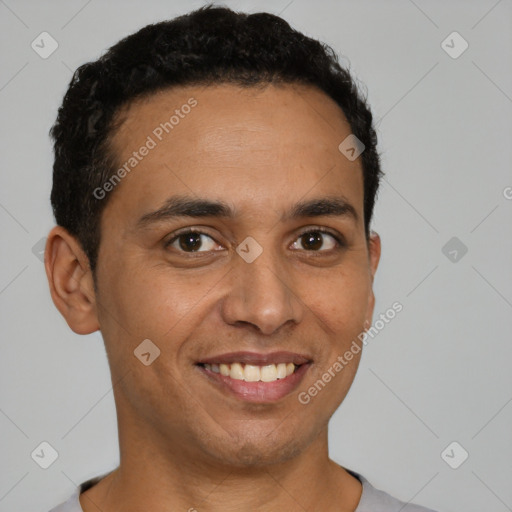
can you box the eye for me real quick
[165,230,221,253]
[290,229,343,252]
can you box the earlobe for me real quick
[44,226,100,335]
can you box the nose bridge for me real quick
[221,239,302,335]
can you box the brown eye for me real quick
[291,230,341,252]
[166,231,219,253]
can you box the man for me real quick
[46,5,437,511]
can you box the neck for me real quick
[80,395,361,511]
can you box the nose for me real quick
[220,245,304,336]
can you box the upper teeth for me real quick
[203,362,296,382]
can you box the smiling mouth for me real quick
[195,351,313,403]
[197,361,300,383]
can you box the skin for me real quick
[45,83,381,511]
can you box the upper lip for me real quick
[197,351,312,366]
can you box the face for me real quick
[91,83,380,468]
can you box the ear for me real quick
[44,226,100,335]
[368,230,381,282]
[364,230,381,327]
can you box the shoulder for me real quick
[351,471,439,512]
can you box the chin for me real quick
[220,439,304,468]
[197,424,309,469]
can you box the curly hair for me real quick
[50,3,383,272]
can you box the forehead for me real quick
[113,82,351,153]
[105,83,364,223]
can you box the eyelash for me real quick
[164,227,345,254]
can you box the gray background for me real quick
[1,0,511,510]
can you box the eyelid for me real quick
[294,225,344,240]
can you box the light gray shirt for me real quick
[48,470,437,511]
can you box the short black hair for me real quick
[50,4,383,272]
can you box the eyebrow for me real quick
[137,194,359,227]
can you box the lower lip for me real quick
[196,363,311,403]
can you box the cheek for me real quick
[303,267,371,334]
[106,277,195,335]
[96,259,224,352]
